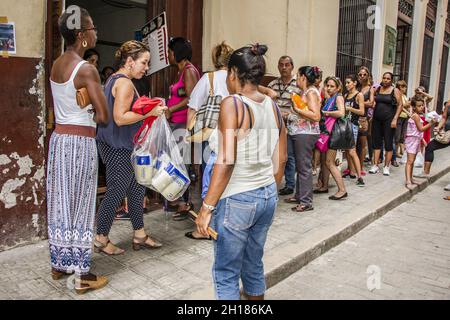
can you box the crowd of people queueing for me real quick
[46,7,450,299]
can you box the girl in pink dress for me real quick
[404,98,435,190]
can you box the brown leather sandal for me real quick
[94,239,125,256]
[132,235,162,251]
[51,268,72,280]
[75,273,108,295]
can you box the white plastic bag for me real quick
[132,116,190,201]
[399,152,407,165]
[414,152,424,168]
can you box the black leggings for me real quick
[371,117,395,152]
[424,140,450,163]
[96,141,145,236]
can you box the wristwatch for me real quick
[202,202,216,211]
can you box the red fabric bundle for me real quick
[132,96,164,144]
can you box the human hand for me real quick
[391,118,398,129]
[196,205,213,238]
[164,108,172,119]
[149,105,168,117]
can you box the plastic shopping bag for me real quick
[132,116,190,201]
[414,152,424,168]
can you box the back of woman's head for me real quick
[58,6,91,46]
[212,41,234,69]
[115,40,150,68]
[228,44,268,86]
[168,37,192,63]
[299,66,323,86]
[84,49,99,61]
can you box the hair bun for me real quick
[114,48,122,61]
[251,43,268,56]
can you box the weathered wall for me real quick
[0,0,47,251]
[202,0,340,77]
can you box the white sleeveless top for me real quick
[50,60,96,128]
[220,95,280,200]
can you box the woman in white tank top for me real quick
[46,7,109,295]
[196,44,287,300]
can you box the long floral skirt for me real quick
[46,133,98,276]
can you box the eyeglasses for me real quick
[83,26,98,32]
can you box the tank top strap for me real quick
[69,60,88,83]
[181,64,200,81]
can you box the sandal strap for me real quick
[134,235,149,244]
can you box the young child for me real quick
[405,98,435,190]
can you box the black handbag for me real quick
[329,116,355,150]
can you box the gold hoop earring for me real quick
[82,40,88,48]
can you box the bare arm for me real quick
[75,63,109,124]
[412,114,434,132]
[436,104,449,130]
[196,96,240,237]
[258,85,278,99]
[113,78,165,127]
[294,91,321,122]
[167,69,198,114]
[272,108,287,185]
[391,88,404,129]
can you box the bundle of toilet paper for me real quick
[132,116,190,201]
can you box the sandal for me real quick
[51,268,73,280]
[185,231,211,241]
[132,235,162,251]
[94,239,125,256]
[444,196,450,201]
[405,183,416,191]
[313,189,329,194]
[284,197,299,204]
[291,204,314,213]
[172,202,194,221]
[75,273,108,295]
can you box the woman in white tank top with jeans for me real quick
[196,44,287,300]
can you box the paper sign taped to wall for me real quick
[0,21,16,55]
[141,12,169,75]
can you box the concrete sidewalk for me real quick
[1,151,449,300]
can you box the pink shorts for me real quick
[405,136,421,154]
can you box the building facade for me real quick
[0,0,449,251]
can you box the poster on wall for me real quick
[141,12,169,75]
[383,25,397,66]
[0,22,17,54]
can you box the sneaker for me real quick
[391,160,399,168]
[360,171,367,177]
[115,211,130,220]
[414,172,429,179]
[364,157,371,163]
[445,184,450,191]
[356,177,365,187]
[369,165,380,174]
[383,166,390,176]
[343,169,350,176]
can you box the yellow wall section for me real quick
[0,0,46,58]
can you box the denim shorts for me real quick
[211,183,278,300]
[352,123,359,145]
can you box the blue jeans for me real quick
[211,183,278,300]
[285,135,297,189]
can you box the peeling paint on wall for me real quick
[0,155,11,166]
[9,152,35,176]
[0,178,27,209]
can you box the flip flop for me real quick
[185,231,211,241]
[284,197,299,204]
[291,204,314,213]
